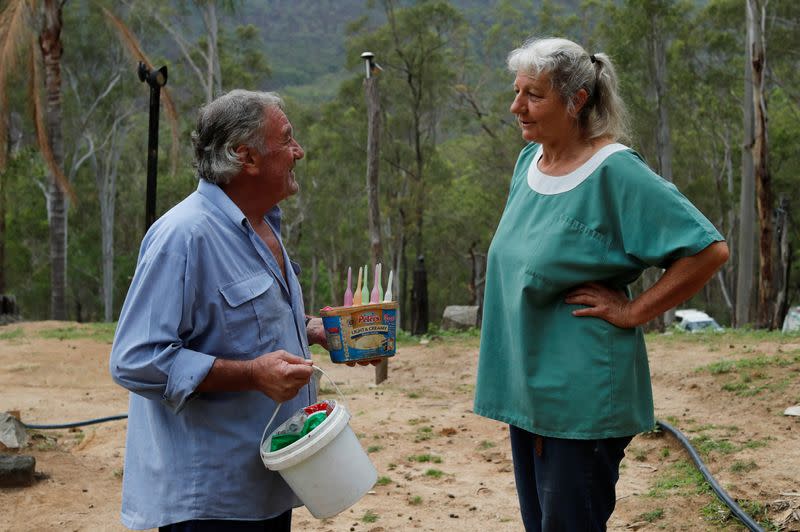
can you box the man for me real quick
[110,90,327,531]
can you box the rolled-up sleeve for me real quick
[110,245,215,414]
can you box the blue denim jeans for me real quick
[509,425,632,532]
[158,510,292,532]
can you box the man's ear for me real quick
[235,145,254,167]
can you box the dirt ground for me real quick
[1,321,799,532]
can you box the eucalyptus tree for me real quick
[762,0,800,326]
[748,0,774,328]
[345,0,467,321]
[61,3,143,321]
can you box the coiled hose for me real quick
[21,415,764,529]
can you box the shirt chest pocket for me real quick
[524,214,610,304]
[219,272,283,355]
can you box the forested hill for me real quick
[241,0,575,93]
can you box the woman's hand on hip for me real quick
[564,282,637,328]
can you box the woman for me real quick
[473,37,729,531]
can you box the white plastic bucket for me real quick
[259,367,378,519]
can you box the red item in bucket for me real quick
[304,401,333,416]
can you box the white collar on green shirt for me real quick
[527,143,629,195]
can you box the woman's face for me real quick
[510,71,574,143]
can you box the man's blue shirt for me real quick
[110,179,316,529]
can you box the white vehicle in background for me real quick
[674,309,723,333]
[782,306,800,333]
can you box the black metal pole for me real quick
[138,63,168,233]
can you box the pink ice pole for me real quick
[370,263,381,303]
[343,266,353,307]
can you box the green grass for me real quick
[700,354,800,375]
[0,327,24,341]
[37,322,117,343]
[408,454,442,463]
[695,352,799,398]
[424,468,444,478]
[478,440,496,450]
[701,499,777,530]
[408,495,423,505]
[636,508,664,523]
[375,476,392,486]
[414,426,434,442]
[367,445,383,453]
[361,510,379,523]
[648,460,709,498]
[690,434,736,456]
[730,460,758,474]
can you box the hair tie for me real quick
[590,54,597,64]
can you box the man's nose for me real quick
[294,142,305,160]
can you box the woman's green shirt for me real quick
[474,143,723,439]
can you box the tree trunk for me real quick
[365,76,383,270]
[749,0,774,329]
[648,10,675,327]
[771,198,790,330]
[468,242,486,327]
[98,128,124,322]
[0,104,7,293]
[309,253,317,313]
[40,0,67,320]
[736,1,757,328]
[201,1,221,102]
[364,70,386,385]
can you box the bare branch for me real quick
[83,72,121,125]
[149,8,209,90]
[68,132,95,182]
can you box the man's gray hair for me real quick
[191,90,284,185]
[508,37,629,143]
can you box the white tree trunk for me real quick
[736,1,757,327]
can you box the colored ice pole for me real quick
[370,263,381,303]
[343,266,353,307]
[377,263,384,302]
[361,263,369,305]
[353,266,363,306]
[383,270,394,302]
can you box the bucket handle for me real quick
[259,365,346,456]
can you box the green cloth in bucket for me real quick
[270,411,328,452]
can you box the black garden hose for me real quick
[656,419,764,532]
[22,414,128,430]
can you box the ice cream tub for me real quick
[320,302,398,363]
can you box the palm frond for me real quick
[102,5,180,176]
[0,0,34,90]
[29,37,76,202]
[0,86,7,171]
[0,0,34,171]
